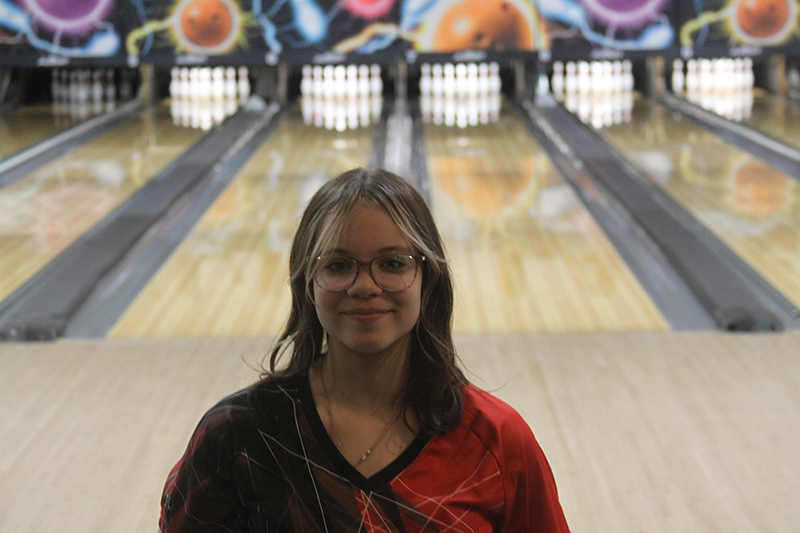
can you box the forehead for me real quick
[331,203,414,254]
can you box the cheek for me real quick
[403,283,423,324]
[313,285,337,324]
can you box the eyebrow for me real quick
[329,246,415,255]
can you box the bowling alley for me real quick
[2,0,800,531]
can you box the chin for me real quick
[340,332,412,357]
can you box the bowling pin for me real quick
[685,59,699,94]
[565,62,578,95]
[743,57,754,88]
[455,63,467,97]
[432,63,444,97]
[699,59,713,93]
[313,65,324,98]
[551,61,564,100]
[322,65,335,97]
[225,66,237,99]
[333,65,346,99]
[346,64,359,98]
[590,61,602,94]
[358,64,370,96]
[301,64,312,96]
[478,62,490,94]
[489,62,501,93]
[199,67,212,100]
[370,64,382,95]
[170,94,181,125]
[238,66,250,103]
[170,67,180,99]
[671,59,684,94]
[212,67,225,100]
[467,63,479,96]
[622,60,634,92]
[443,63,456,98]
[420,63,431,96]
[612,60,623,93]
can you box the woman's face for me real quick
[313,203,423,359]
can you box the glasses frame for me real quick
[312,254,426,292]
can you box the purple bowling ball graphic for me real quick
[581,0,670,28]
[19,0,115,36]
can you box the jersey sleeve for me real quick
[496,409,571,533]
[159,405,249,533]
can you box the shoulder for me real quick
[459,385,537,450]
[193,375,305,440]
[458,387,571,531]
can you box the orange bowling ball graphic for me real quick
[435,152,536,217]
[728,160,791,216]
[430,0,533,52]
[735,0,792,39]
[180,0,234,48]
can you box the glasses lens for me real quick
[372,255,417,291]
[315,256,357,291]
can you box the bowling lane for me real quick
[599,94,800,308]
[0,103,74,160]
[740,89,800,150]
[0,102,205,303]
[424,100,669,333]
[109,103,376,338]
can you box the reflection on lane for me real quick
[678,86,800,151]
[110,105,377,338]
[425,102,668,334]
[741,91,800,150]
[600,95,800,308]
[0,103,205,302]
[0,103,71,160]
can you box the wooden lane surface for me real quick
[600,96,800,309]
[0,103,68,160]
[741,90,800,150]
[424,103,669,333]
[2,330,800,532]
[109,106,375,338]
[0,103,205,303]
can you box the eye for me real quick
[377,255,412,273]
[322,257,354,274]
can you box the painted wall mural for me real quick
[679,0,800,57]
[0,0,124,65]
[538,0,678,60]
[2,0,800,66]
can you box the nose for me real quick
[347,263,381,295]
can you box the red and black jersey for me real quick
[159,375,570,532]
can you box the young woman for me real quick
[159,167,570,532]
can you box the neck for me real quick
[320,338,411,412]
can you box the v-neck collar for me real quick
[297,374,432,491]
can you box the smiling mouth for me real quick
[345,309,391,321]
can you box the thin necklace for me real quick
[320,370,398,467]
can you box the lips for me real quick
[344,308,392,321]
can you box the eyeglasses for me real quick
[313,254,425,292]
